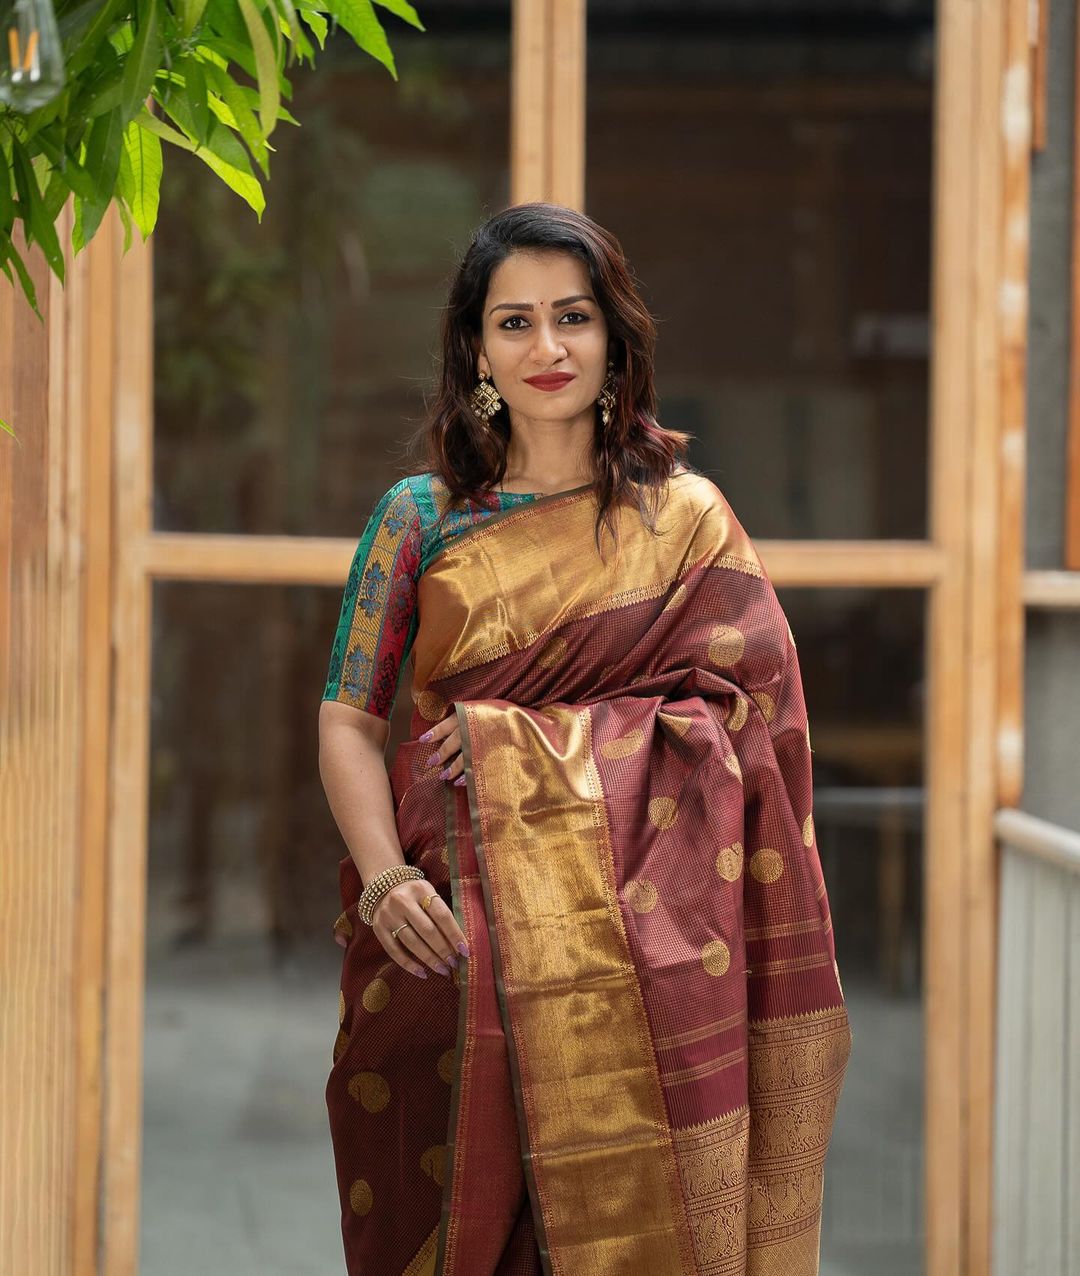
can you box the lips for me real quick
[524,373,576,389]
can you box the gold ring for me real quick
[421,893,436,912]
[391,921,414,941]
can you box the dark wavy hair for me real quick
[413,201,694,557]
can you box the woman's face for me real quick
[476,249,610,426]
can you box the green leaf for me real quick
[120,0,163,125]
[1,227,44,320]
[202,60,271,178]
[298,6,328,47]
[198,64,298,124]
[72,193,85,254]
[192,146,266,218]
[65,0,130,80]
[236,0,281,138]
[372,0,425,32]
[80,107,124,241]
[179,53,211,144]
[29,133,98,203]
[155,98,266,218]
[115,195,134,252]
[10,141,65,283]
[326,0,397,79]
[135,106,197,154]
[43,170,72,222]
[120,120,162,237]
[270,0,312,64]
[0,150,15,232]
[178,0,211,38]
[67,40,125,120]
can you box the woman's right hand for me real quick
[370,877,470,979]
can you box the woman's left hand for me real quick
[419,712,466,786]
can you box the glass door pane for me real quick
[152,8,512,539]
[586,0,934,540]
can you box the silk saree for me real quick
[326,468,852,1276]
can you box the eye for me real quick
[498,311,590,330]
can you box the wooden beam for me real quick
[998,0,1032,811]
[1031,0,1049,152]
[926,0,1019,1268]
[511,0,585,208]
[548,0,585,209]
[140,530,945,590]
[101,208,154,1276]
[1067,0,1080,568]
[0,217,79,1276]
[72,200,112,1276]
[511,0,549,200]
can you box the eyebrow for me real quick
[489,294,595,315]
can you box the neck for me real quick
[503,409,595,488]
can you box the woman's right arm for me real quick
[318,699,468,977]
[318,699,404,883]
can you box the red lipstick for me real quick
[524,372,576,390]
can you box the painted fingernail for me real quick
[435,962,449,976]
[414,967,428,979]
[445,953,458,969]
[426,752,440,767]
[439,766,451,780]
[457,942,470,957]
[419,729,433,742]
[454,775,466,786]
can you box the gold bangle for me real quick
[357,864,426,925]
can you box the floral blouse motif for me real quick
[322,472,539,718]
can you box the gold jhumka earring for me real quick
[469,371,502,423]
[597,358,617,427]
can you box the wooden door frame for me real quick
[86,1,1026,1271]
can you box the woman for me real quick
[318,202,852,1276]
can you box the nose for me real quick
[532,320,567,362]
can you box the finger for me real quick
[372,917,432,979]
[384,940,430,979]
[430,728,464,777]
[334,934,347,949]
[419,712,456,747]
[374,885,458,973]
[400,908,462,964]
[389,919,456,977]
[423,725,454,769]
[425,895,470,957]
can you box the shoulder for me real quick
[370,474,423,522]
[352,476,425,547]
[667,464,735,519]
[665,466,763,570]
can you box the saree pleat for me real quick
[326,471,852,1275]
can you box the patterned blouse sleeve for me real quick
[322,478,423,719]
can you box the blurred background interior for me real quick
[144,2,933,1272]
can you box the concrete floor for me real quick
[140,938,922,1275]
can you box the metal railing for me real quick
[994,806,1080,875]
[992,806,1080,1276]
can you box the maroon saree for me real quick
[326,469,852,1275]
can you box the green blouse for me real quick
[322,472,540,719]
